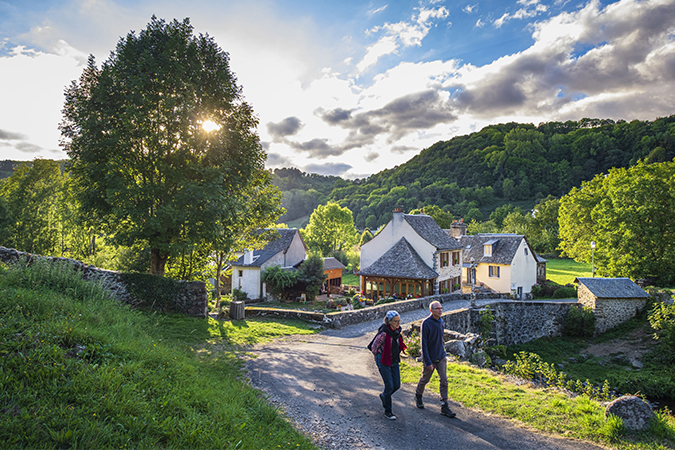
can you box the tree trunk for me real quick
[150,248,168,276]
[215,262,223,309]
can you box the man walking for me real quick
[415,301,456,418]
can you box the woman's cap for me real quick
[386,310,400,320]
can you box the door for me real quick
[517,286,523,300]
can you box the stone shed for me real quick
[574,277,650,334]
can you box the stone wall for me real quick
[0,246,208,318]
[406,301,572,346]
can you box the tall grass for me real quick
[0,260,317,449]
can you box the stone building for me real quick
[575,277,650,334]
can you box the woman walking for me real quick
[370,310,406,420]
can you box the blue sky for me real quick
[1,0,674,178]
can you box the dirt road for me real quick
[247,303,605,450]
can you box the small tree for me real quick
[297,253,326,302]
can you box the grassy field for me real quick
[0,260,319,449]
[545,258,592,285]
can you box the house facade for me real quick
[458,234,539,299]
[323,257,346,294]
[358,209,463,299]
[231,229,307,300]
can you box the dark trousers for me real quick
[376,353,401,413]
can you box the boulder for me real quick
[470,350,491,368]
[445,340,469,360]
[605,395,654,431]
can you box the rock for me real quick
[493,358,508,367]
[445,340,469,360]
[605,395,655,431]
[470,350,491,368]
[568,357,578,363]
[331,319,342,330]
[631,360,644,369]
[557,363,565,369]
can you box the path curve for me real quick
[246,300,605,450]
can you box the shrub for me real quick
[261,265,298,300]
[478,305,495,339]
[563,305,595,338]
[231,287,249,302]
[552,286,577,299]
[404,332,421,357]
[649,301,675,355]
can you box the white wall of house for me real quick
[436,251,462,287]
[361,212,436,270]
[509,240,538,296]
[476,263,511,293]
[285,233,307,267]
[233,266,263,299]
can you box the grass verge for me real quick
[545,258,592,285]
[400,359,675,449]
[0,259,318,449]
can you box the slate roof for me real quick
[358,237,438,280]
[574,277,650,299]
[459,234,527,265]
[232,229,301,267]
[403,214,463,251]
[323,257,345,271]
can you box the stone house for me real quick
[457,234,540,299]
[231,229,307,300]
[358,209,463,299]
[575,277,650,334]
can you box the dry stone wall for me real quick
[0,246,208,318]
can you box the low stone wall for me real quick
[0,246,208,319]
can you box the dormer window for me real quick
[484,239,498,257]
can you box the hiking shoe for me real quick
[415,394,424,409]
[440,405,456,418]
[384,411,397,420]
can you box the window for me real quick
[484,244,492,256]
[440,252,449,267]
[489,266,500,278]
[524,248,528,256]
[452,251,460,266]
[238,270,243,277]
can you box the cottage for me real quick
[358,209,463,299]
[458,234,539,299]
[323,257,346,294]
[231,229,307,300]
[575,277,650,334]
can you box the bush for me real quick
[649,301,675,356]
[552,286,577,299]
[563,305,595,338]
[478,305,495,339]
[404,332,421,357]
[231,287,249,302]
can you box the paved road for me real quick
[247,301,605,450]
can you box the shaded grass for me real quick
[400,359,675,449]
[0,260,318,449]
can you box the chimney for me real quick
[243,250,254,265]
[449,218,467,239]
[393,207,404,228]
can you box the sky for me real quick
[1,0,675,179]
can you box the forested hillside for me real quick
[273,115,675,229]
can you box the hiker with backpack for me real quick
[369,310,407,420]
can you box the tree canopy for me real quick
[558,159,675,284]
[60,17,276,276]
[301,202,358,257]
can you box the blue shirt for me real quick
[420,315,447,367]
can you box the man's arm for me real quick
[420,319,432,368]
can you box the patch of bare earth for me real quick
[583,324,656,367]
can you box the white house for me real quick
[231,229,307,300]
[458,234,539,299]
[358,209,463,299]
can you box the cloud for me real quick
[15,142,43,153]
[265,152,295,168]
[493,0,547,28]
[303,162,353,176]
[317,107,353,125]
[0,129,26,140]
[364,152,379,162]
[463,4,478,14]
[369,5,388,15]
[391,145,418,154]
[358,5,450,72]
[266,116,303,141]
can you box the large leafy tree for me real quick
[558,160,675,284]
[0,159,64,254]
[301,202,358,257]
[60,17,272,276]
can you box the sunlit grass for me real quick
[400,358,675,449]
[546,258,592,285]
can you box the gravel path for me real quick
[246,299,603,450]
